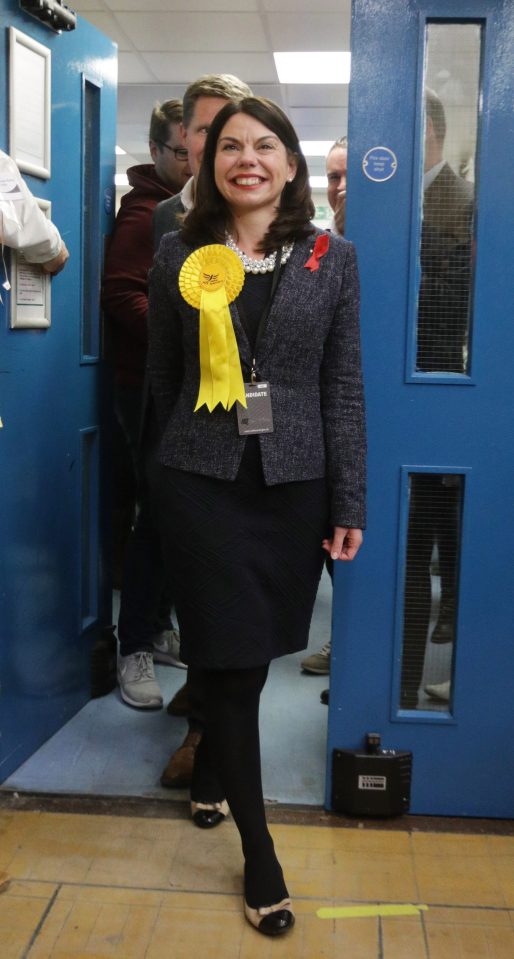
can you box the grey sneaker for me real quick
[117,651,163,709]
[153,628,186,668]
[301,641,331,675]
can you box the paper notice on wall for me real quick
[10,238,51,329]
[16,254,44,306]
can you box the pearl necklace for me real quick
[225,233,294,274]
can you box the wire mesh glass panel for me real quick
[416,23,481,374]
[82,79,101,359]
[400,473,463,711]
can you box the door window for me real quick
[400,472,464,711]
[414,23,482,376]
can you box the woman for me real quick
[148,97,366,937]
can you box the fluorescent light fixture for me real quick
[310,175,328,189]
[115,145,126,155]
[115,173,129,187]
[300,140,334,157]
[274,51,351,84]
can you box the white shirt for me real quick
[180,176,195,213]
[0,150,62,263]
[423,159,445,193]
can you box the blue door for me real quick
[328,0,514,816]
[0,5,116,779]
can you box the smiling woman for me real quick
[184,97,314,255]
[147,95,366,939]
[213,115,297,220]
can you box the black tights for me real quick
[190,664,288,909]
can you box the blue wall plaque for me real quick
[362,146,398,182]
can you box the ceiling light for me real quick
[115,145,127,155]
[274,52,351,84]
[310,176,328,189]
[300,141,334,157]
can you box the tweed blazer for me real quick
[153,193,185,250]
[147,228,366,529]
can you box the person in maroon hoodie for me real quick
[103,99,191,709]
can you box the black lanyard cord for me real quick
[237,247,283,382]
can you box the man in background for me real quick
[401,88,474,708]
[102,100,191,709]
[326,135,348,237]
[300,136,348,683]
[153,74,251,247]
[416,89,473,374]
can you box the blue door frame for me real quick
[0,3,116,779]
[328,0,514,816]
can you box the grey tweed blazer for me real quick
[148,228,366,529]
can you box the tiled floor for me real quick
[1,808,513,958]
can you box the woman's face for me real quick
[214,112,297,219]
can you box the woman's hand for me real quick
[322,527,363,562]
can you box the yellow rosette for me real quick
[179,245,246,412]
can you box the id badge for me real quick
[237,381,274,435]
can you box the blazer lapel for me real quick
[256,236,314,364]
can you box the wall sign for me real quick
[10,198,52,329]
[9,28,51,179]
[362,146,398,182]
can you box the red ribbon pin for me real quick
[304,233,329,272]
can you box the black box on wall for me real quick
[332,734,412,816]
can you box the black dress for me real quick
[155,271,329,669]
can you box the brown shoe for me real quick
[166,682,191,717]
[160,730,202,788]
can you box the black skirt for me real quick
[154,438,329,669]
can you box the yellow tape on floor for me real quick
[317,904,428,919]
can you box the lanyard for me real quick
[238,248,283,383]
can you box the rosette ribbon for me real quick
[179,245,247,412]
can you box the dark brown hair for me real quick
[181,97,315,253]
[149,99,182,145]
